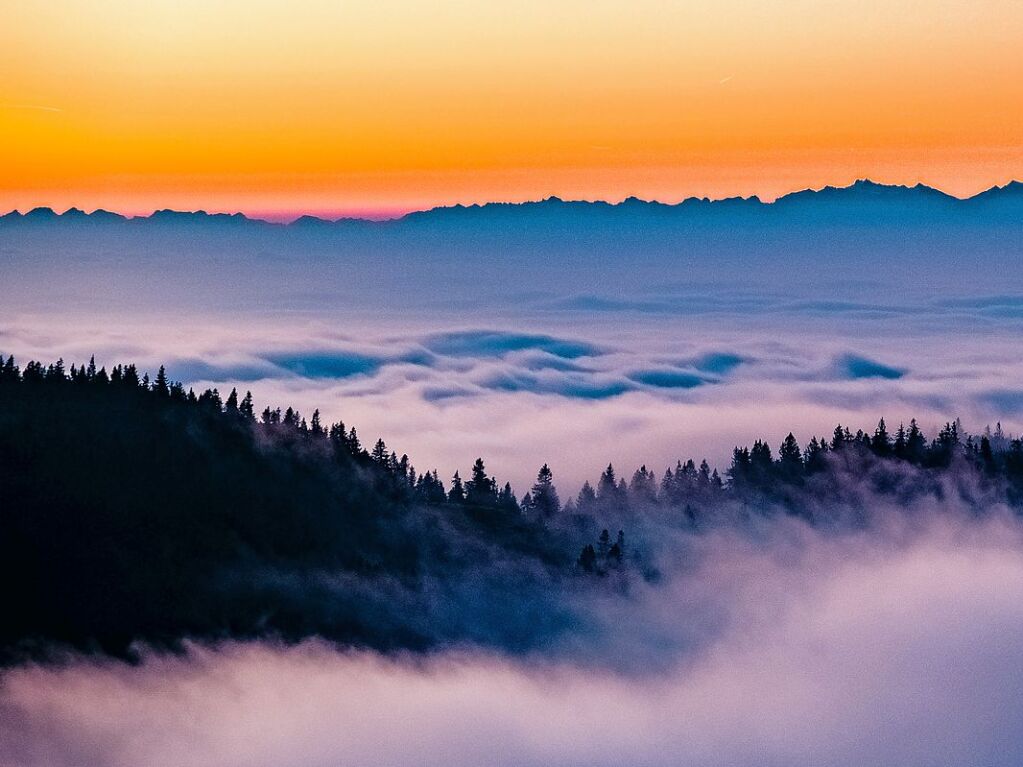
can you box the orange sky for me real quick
[2,0,1022,219]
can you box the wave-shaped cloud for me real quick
[835,353,906,380]
[264,350,386,379]
[628,369,706,389]
[424,330,602,359]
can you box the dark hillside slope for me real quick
[0,358,568,662]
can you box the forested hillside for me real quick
[1,355,1020,663]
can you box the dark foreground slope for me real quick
[0,358,571,662]
[2,355,1023,664]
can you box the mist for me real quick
[4,509,1023,767]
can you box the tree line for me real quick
[1,354,1020,660]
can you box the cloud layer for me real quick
[3,308,1022,491]
[3,217,1023,492]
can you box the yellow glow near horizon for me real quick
[2,0,1022,217]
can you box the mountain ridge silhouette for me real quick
[2,178,1021,227]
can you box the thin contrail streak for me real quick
[1,103,63,113]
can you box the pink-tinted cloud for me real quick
[4,512,1023,767]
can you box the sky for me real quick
[2,0,1023,218]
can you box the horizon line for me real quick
[3,177,1021,226]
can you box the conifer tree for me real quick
[906,419,927,463]
[597,464,618,501]
[576,481,597,510]
[239,391,255,420]
[893,423,907,457]
[529,463,561,519]
[448,470,465,503]
[831,424,847,451]
[154,366,170,397]
[778,433,803,479]
[871,418,891,456]
[466,458,496,505]
[498,482,518,513]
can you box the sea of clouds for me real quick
[3,294,1023,492]
[4,212,1023,490]
[4,212,1023,763]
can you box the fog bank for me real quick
[5,512,1023,767]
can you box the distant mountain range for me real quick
[3,179,1022,228]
